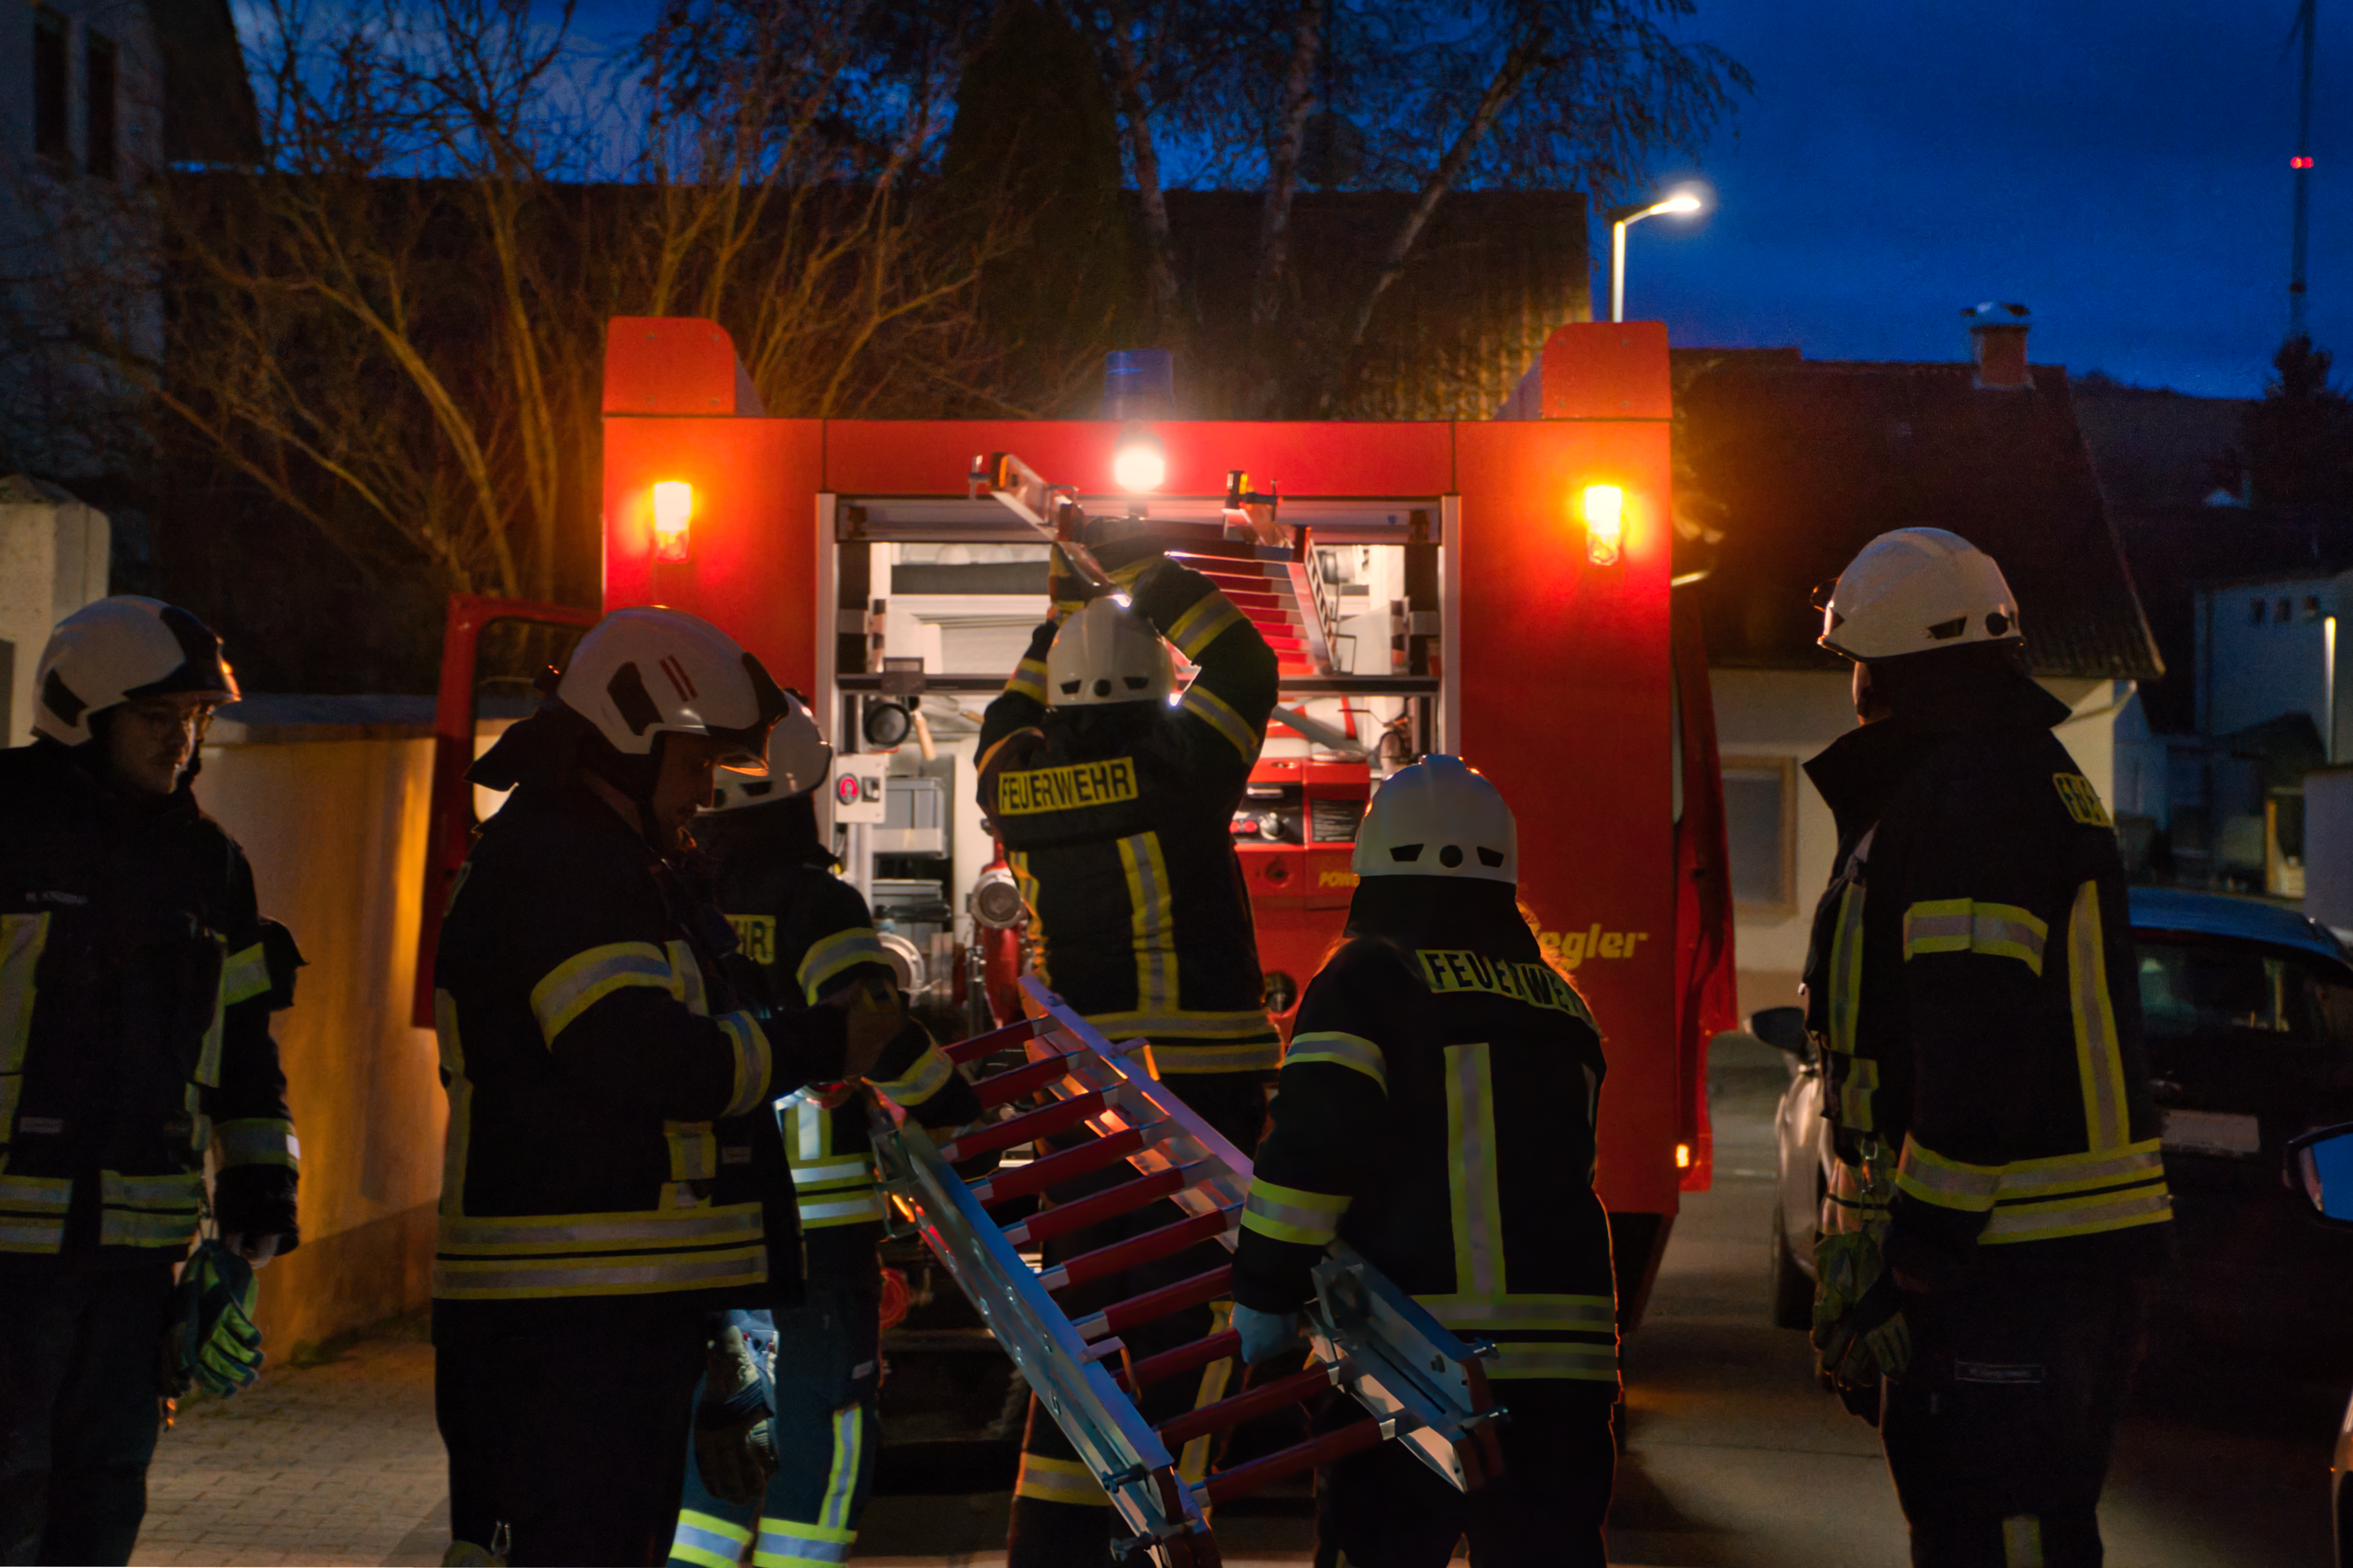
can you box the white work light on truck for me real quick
[652,481,693,562]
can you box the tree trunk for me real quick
[1318,31,1541,415]
[1249,0,1322,336]
[1102,3,1179,335]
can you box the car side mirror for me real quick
[1747,1005,1814,1067]
[2288,1122,2353,1226]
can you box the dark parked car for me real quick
[1768,887,2353,1355]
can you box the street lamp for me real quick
[1606,189,1704,323]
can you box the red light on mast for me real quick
[2293,155,2316,170]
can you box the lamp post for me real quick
[1606,190,1704,323]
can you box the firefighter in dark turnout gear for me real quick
[0,598,301,1566]
[1230,755,1619,1568]
[977,556,1281,1563]
[665,705,980,1568]
[1801,530,2171,1568]
[432,609,897,1566]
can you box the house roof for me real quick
[1673,351,2163,682]
[146,0,261,166]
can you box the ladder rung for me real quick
[1114,1329,1241,1394]
[944,1015,1047,1065]
[1038,1208,1235,1292]
[972,1052,1077,1108]
[1195,1418,1386,1506]
[1003,1165,1187,1247]
[970,1126,1146,1205]
[1074,1264,1233,1340]
[940,1090,1109,1162]
[1155,1362,1337,1448]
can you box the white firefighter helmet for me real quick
[708,689,833,811]
[33,596,240,746]
[1046,596,1176,707]
[1352,754,1517,883]
[1817,528,2021,661]
[557,607,788,769]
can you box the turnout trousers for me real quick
[668,1274,882,1568]
[1881,1272,2146,1568]
[1005,1071,1270,1568]
[0,1263,175,1567]
[434,1298,708,1566]
[1311,1381,1615,1568]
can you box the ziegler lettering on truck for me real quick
[997,757,1141,817]
[1537,926,1651,971]
[1417,949,1594,1024]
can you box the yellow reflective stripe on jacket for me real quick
[1117,832,1178,1027]
[1895,1136,2004,1213]
[433,1244,768,1299]
[1014,1452,1108,1506]
[2065,881,2131,1151]
[1482,1340,1620,1381]
[1902,898,2049,974]
[1166,591,1245,660]
[798,927,888,1004]
[0,913,50,1079]
[671,1509,752,1568]
[789,1095,835,1162]
[1995,1139,2165,1200]
[531,941,672,1045]
[790,1156,873,1191]
[1444,1042,1505,1298]
[214,1118,300,1169]
[666,1121,718,1182]
[1081,1007,1275,1043]
[797,1190,886,1229]
[756,1515,856,1568]
[437,1203,763,1255]
[434,1200,768,1298]
[1283,1031,1387,1094]
[196,938,228,1088]
[716,1010,773,1118]
[870,1042,954,1108]
[1980,1186,2173,1244]
[666,939,710,1015]
[1241,1177,1351,1246]
[1179,683,1260,761]
[222,941,272,1006]
[97,1169,205,1249]
[1826,880,1865,1059]
[1007,656,1050,705]
[1419,1293,1614,1332]
[1837,1055,1879,1132]
[0,1171,71,1254]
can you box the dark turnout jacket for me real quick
[1231,879,1619,1385]
[696,797,978,1266]
[976,559,1281,1074]
[0,739,299,1271]
[1801,657,2172,1288]
[431,778,849,1307]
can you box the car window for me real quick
[2135,937,2353,1048]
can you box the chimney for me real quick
[1965,301,2033,390]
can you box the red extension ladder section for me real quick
[869,979,1508,1566]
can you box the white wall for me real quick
[0,481,108,742]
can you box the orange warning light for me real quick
[1581,484,1624,566]
[652,481,693,562]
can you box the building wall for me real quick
[1712,667,2128,1023]
[0,484,108,741]
[193,731,446,1355]
[2194,572,2346,752]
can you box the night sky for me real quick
[1634,0,2352,397]
[313,0,2350,400]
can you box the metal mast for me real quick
[2290,0,2318,338]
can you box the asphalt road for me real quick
[860,1036,2348,1563]
[1612,1036,2344,1568]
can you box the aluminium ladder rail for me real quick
[867,978,1507,1565]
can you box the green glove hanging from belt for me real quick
[695,1324,777,1507]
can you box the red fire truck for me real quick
[418,314,1738,1323]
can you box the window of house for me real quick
[1722,756,1797,913]
[34,7,71,167]
[2252,598,2267,626]
[85,30,117,179]
[2308,596,2324,622]
[2280,598,2295,625]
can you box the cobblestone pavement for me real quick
[132,1329,447,1567]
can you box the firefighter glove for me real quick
[1814,1269,1910,1387]
[1233,1304,1303,1365]
[159,1240,265,1399]
[695,1325,778,1507]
